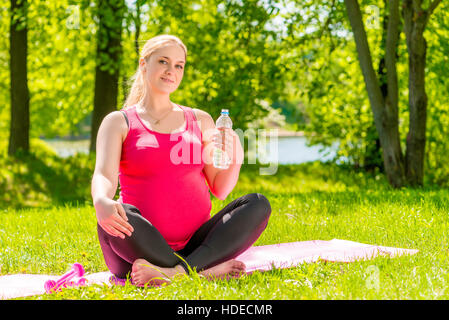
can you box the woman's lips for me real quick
[161,77,174,83]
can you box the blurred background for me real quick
[1,0,448,207]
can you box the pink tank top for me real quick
[118,104,212,251]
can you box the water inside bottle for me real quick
[214,127,230,168]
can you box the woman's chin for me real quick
[153,83,179,94]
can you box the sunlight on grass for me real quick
[1,154,449,299]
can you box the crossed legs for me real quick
[97,193,271,284]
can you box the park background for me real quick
[1,0,449,299]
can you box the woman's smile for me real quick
[161,77,174,83]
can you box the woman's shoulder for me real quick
[101,110,130,143]
[190,107,215,132]
[102,110,129,126]
[188,107,212,121]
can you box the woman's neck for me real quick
[139,92,173,115]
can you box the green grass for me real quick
[1,147,449,299]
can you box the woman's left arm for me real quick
[194,109,244,200]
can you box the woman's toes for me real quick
[132,259,142,272]
[129,259,178,286]
[131,271,140,284]
[131,259,148,284]
[231,260,246,271]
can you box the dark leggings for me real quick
[97,193,272,279]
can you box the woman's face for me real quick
[140,43,186,95]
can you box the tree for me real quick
[279,0,385,170]
[90,0,126,153]
[344,0,441,187]
[9,0,30,156]
[402,0,442,185]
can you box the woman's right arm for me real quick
[91,111,134,239]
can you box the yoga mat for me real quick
[0,239,418,299]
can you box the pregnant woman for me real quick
[91,34,272,286]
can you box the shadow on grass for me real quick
[238,161,392,195]
[0,150,95,209]
[238,162,449,213]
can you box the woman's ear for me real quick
[139,57,146,73]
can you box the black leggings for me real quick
[97,193,272,279]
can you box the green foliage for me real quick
[94,0,126,75]
[119,0,289,129]
[272,100,306,131]
[423,1,449,186]
[26,1,96,138]
[0,2,10,141]
[1,0,449,187]
[1,1,112,139]
[270,1,376,166]
[284,0,449,184]
[0,0,293,139]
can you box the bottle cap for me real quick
[221,109,229,115]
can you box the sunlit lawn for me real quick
[1,153,449,299]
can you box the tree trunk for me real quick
[9,0,30,156]
[121,0,142,105]
[344,0,405,187]
[89,0,125,153]
[402,0,440,186]
[365,0,401,173]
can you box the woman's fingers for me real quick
[115,202,128,221]
[115,203,134,234]
[100,222,123,238]
[214,130,235,149]
[105,221,125,239]
[96,199,134,239]
[100,216,132,239]
[111,215,133,238]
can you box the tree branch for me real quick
[424,0,442,27]
[411,0,422,12]
[428,0,442,15]
[344,0,385,124]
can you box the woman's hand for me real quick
[94,197,134,239]
[213,128,244,165]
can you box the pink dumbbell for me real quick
[44,263,85,293]
[61,277,87,289]
[63,277,88,286]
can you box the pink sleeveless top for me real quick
[117,104,212,251]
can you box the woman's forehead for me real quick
[153,44,185,62]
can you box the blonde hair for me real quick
[124,35,187,108]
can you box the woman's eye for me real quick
[159,60,183,69]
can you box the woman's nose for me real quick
[164,63,175,73]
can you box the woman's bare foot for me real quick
[131,258,246,286]
[199,259,246,281]
[131,259,186,286]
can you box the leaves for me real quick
[1,0,449,184]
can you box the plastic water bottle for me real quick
[213,109,233,169]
